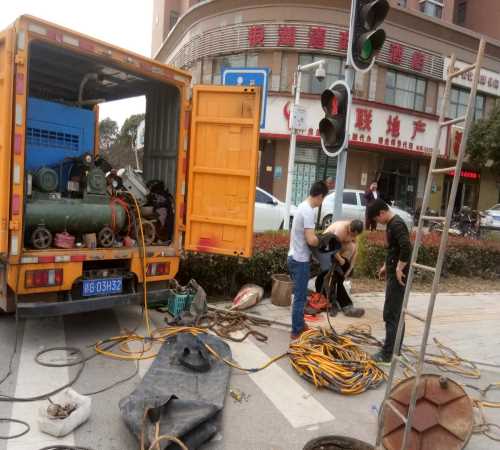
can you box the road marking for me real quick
[229,337,335,428]
[7,318,75,450]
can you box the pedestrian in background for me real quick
[364,180,379,231]
[287,181,329,340]
[366,199,412,363]
[325,177,335,192]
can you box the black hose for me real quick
[0,347,85,403]
[0,418,30,439]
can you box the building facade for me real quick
[152,0,500,214]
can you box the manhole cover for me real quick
[382,374,473,450]
[303,436,374,450]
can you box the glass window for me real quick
[343,192,357,205]
[299,54,345,94]
[385,70,426,111]
[169,11,179,30]
[419,1,443,18]
[212,53,258,84]
[449,87,486,120]
[456,1,467,25]
[256,189,272,204]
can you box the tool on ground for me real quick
[230,283,264,311]
[376,38,487,450]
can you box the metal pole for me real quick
[284,69,303,230]
[333,66,354,221]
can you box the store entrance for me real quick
[378,158,418,213]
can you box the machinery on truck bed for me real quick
[0,16,261,316]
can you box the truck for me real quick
[0,16,261,317]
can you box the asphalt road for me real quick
[0,291,499,450]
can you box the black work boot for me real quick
[372,351,392,363]
[342,305,365,318]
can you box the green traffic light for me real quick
[361,40,373,61]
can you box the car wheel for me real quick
[322,214,333,229]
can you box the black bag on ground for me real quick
[119,333,231,449]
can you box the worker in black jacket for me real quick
[366,199,412,363]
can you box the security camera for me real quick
[315,64,326,82]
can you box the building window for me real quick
[385,70,426,111]
[419,0,443,19]
[449,87,486,120]
[211,53,258,84]
[455,1,467,25]
[299,54,345,94]
[169,11,179,30]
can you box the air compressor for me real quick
[25,157,155,249]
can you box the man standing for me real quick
[288,181,329,340]
[325,177,335,192]
[366,199,412,363]
[313,219,365,317]
[364,181,379,231]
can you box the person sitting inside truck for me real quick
[312,219,365,318]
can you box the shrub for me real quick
[177,231,500,297]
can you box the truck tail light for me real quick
[146,263,169,277]
[25,269,63,288]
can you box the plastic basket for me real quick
[167,293,194,316]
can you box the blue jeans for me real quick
[287,256,310,335]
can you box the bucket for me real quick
[303,436,374,450]
[271,274,294,307]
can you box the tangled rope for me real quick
[288,328,386,395]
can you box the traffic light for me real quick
[319,80,351,157]
[350,0,390,72]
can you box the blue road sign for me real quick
[222,67,269,128]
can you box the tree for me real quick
[118,113,145,148]
[467,105,500,176]
[98,117,119,152]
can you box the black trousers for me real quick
[382,272,406,356]
[315,261,353,309]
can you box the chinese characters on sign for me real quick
[339,30,349,51]
[389,43,403,65]
[412,120,426,139]
[355,108,373,131]
[309,27,326,49]
[411,51,425,72]
[386,115,400,138]
[278,25,296,47]
[248,25,265,47]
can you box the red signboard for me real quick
[339,30,349,51]
[448,170,480,180]
[355,108,373,131]
[411,51,425,72]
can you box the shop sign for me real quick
[444,57,500,96]
[448,170,480,180]
[270,96,447,156]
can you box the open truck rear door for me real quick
[185,86,261,257]
[0,27,15,311]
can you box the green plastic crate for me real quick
[167,292,194,316]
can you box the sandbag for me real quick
[119,333,231,449]
[230,284,264,310]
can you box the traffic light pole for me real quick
[332,66,354,222]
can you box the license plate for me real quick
[82,278,123,297]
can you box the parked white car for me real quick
[481,204,500,230]
[254,187,296,232]
[319,189,414,231]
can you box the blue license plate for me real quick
[82,278,123,297]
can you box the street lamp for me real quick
[283,59,326,231]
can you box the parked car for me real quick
[319,189,414,231]
[254,187,296,232]
[481,204,500,230]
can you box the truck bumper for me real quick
[16,288,170,318]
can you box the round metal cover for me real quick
[303,435,374,450]
[382,374,473,450]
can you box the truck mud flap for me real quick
[16,288,171,318]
